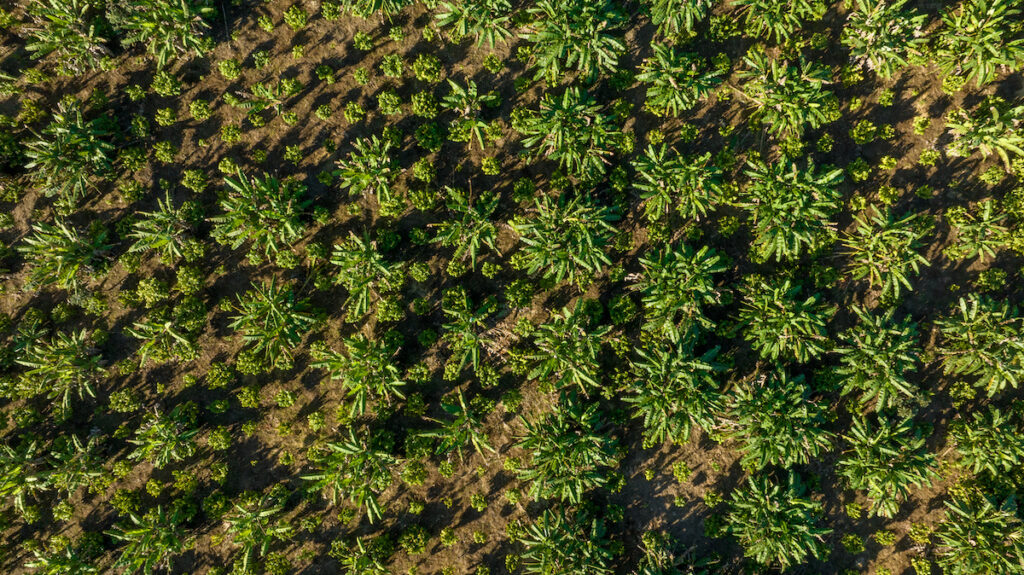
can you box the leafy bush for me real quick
[728,370,832,469]
[837,416,937,518]
[937,294,1024,396]
[725,474,830,569]
[210,172,309,262]
[516,88,622,181]
[517,397,618,503]
[740,158,843,262]
[511,193,617,286]
[521,0,625,83]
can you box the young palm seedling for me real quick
[937,294,1024,396]
[725,473,830,570]
[17,221,110,292]
[837,415,937,518]
[210,171,309,264]
[529,299,611,394]
[841,207,930,299]
[625,343,724,447]
[229,279,317,373]
[728,370,833,469]
[738,279,834,363]
[631,145,724,222]
[632,243,726,346]
[835,306,921,412]
[520,0,625,83]
[431,187,499,269]
[740,158,843,262]
[303,428,400,523]
[511,193,617,287]
[106,505,191,575]
[516,88,622,181]
[517,396,618,503]
[637,45,723,117]
[311,334,406,417]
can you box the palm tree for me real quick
[725,474,830,570]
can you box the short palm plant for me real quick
[951,407,1024,477]
[944,200,1009,262]
[520,508,613,575]
[725,474,831,570]
[17,221,110,292]
[834,306,921,412]
[934,494,1024,575]
[442,290,497,374]
[946,97,1024,169]
[106,0,214,68]
[24,536,100,574]
[128,406,200,468]
[336,0,412,20]
[24,99,114,207]
[16,329,103,411]
[529,300,610,393]
[740,158,843,262]
[46,434,104,497]
[303,429,400,523]
[837,415,937,518]
[936,294,1024,396]
[129,192,204,263]
[520,0,625,83]
[335,135,400,204]
[841,207,930,299]
[738,279,834,363]
[625,343,724,447]
[645,0,714,39]
[737,51,835,138]
[732,0,825,43]
[210,171,309,263]
[0,439,49,513]
[637,45,723,117]
[311,334,406,417]
[25,0,112,74]
[516,88,622,181]
[330,232,404,320]
[435,0,514,47]
[632,243,726,345]
[841,0,928,79]
[728,370,833,469]
[419,389,494,460]
[441,79,499,149]
[223,493,292,574]
[934,0,1024,88]
[631,145,724,222]
[106,506,191,575]
[518,396,618,503]
[511,193,617,287]
[127,311,200,366]
[229,279,317,372]
[431,187,499,269]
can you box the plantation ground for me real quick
[2,1,1024,574]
